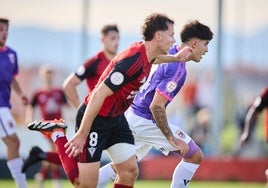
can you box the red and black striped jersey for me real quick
[75,51,110,93]
[85,42,152,117]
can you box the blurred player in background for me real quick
[0,18,29,188]
[27,13,193,188]
[22,24,120,174]
[239,87,268,144]
[98,19,213,188]
[239,87,268,186]
[63,24,120,108]
[24,65,68,188]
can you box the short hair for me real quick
[141,13,174,41]
[0,18,9,25]
[101,24,119,36]
[180,20,213,42]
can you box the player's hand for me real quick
[175,46,193,62]
[169,137,189,156]
[65,132,86,158]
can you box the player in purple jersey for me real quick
[26,13,193,188]
[97,20,213,188]
[0,18,29,188]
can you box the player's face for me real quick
[103,31,119,55]
[191,39,209,62]
[0,23,8,47]
[157,23,176,54]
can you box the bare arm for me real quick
[63,73,82,108]
[11,77,29,105]
[25,105,34,123]
[240,106,258,145]
[153,46,193,64]
[65,82,113,157]
[149,91,189,156]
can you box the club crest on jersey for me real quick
[175,129,186,139]
[8,53,15,64]
[110,71,124,85]
[166,81,177,93]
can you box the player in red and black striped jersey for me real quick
[27,13,193,188]
[63,24,120,108]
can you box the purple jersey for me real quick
[131,45,187,120]
[0,46,18,108]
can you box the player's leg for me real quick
[107,143,138,188]
[0,108,28,188]
[22,146,61,172]
[165,123,202,188]
[105,115,138,188]
[27,119,79,186]
[97,110,152,188]
[97,162,117,188]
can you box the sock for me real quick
[97,163,117,188]
[51,131,65,142]
[171,160,199,188]
[113,183,133,188]
[46,152,62,165]
[54,136,79,184]
[7,157,28,188]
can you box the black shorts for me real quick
[75,103,134,163]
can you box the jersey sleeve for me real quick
[104,52,142,92]
[155,63,185,101]
[75,59,100,81]
[255,88,268,112]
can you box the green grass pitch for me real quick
[0,179,265,188]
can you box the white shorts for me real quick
[125,109,192,161]
[0,107,17,138]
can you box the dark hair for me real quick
[101,24,119,36]
[0,18,9,25]
[180,20,213,42]
[142,13,174,41]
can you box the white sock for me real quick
[171,160,199,188]
[97,163,117,188]
[7,157,28,188]
[51,131,65,142]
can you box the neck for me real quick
[144,41,161,63]
[104,50,116,61]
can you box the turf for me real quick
[0,179,265,188]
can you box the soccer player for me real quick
[98,20,214,188]
[25,65,68,188]
[239,87,268,186]
[239,87,268,144]
[22,24,120,172]
[63,24,120,108]
[0,18,29,188]
[27,13,192,188]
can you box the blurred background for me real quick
[0,0,267,182]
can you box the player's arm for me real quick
[65,82,113,157]
[153,46,193,64]
[11,76,29,105]
[240,98,260,145]
[149,91,189,156]
[25,104,34,123]
[63,73,82,108]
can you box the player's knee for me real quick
[118,165,139,182]
[5,135,20,151]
